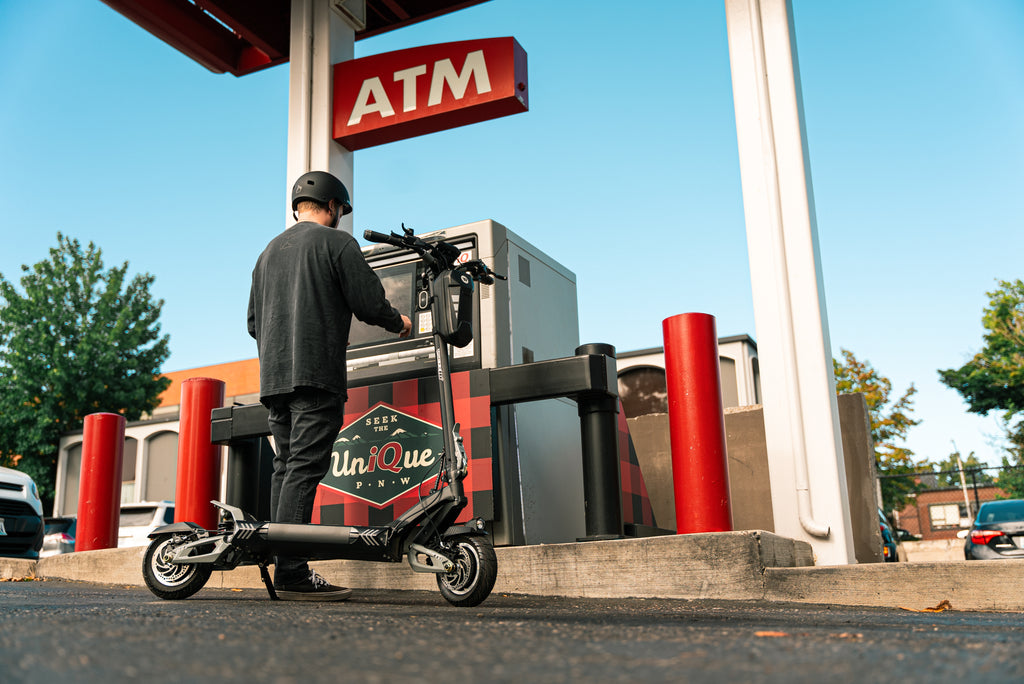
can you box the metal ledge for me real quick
[211,351,619,444]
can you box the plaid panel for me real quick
[314,380,655,535]
[346,385,370,415]
[618,402,656,528]
[314,369,492,526]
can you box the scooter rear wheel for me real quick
[437,535,497,607]
[143,533,213,600]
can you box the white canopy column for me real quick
[725,0,856,564]
[287,0,364,233]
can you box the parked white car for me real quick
[41,516,77,557]
[0,466,45,559]
[117,501,175,548]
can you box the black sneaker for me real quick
[275,570,352,602]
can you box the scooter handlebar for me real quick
[363,229,404,247]
[366,226,495,278]
[364,228,434,254]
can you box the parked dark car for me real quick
[879,508,898,562]
[42,516,77,557]
[0,466,45,559]
[964,499,1024,560]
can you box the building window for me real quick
[929,502,967,530]
[617,367,668,419]
[719,357,738,409]
[144,431,179,502]
[122,437,138,503]
[63,443,83,516]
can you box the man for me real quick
[248,170,412,601]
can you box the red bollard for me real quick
[663,313,733,533]
[76,413,126,552]
[175,377,226,530]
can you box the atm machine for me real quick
[346,219,578,382]
[315,219,587,546]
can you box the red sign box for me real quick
[332,37,528,150]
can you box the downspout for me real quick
[746,0,829,538]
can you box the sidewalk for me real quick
[4,530,1023,612]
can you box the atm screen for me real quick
[348,262,417,347]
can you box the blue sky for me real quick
[1,1,1022,468]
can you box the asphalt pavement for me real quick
[1,580,1022,684]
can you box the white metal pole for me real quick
[951,441,972,519]
[724,0,856,564]
[287,0,358,233]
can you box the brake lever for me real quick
[463,259,506,283]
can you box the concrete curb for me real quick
[5,531,1023,612]
[37,547,147,585]
[6,531,810,597]
[765,560,1024,612]
[0,558,36,580]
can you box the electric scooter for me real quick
[142,226,505,607]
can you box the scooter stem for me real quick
[432,325,465,502]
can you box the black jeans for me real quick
[263,387,345,584]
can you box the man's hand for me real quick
[398,315,413,338]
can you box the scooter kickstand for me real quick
[259,563,279,601]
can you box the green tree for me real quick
[833,348,926,513]
[939,279,1024,498]
[931,450,993,489]
[0,233,171,510]
[997,456,1024,499]
[996,420,1024,498]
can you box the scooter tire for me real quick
[143,533,213,600]
[437,535,497,607]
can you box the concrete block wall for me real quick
[627,393,883,564]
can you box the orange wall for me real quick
[157,358,260,408]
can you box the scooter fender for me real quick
[442,523,488,539]
[148,521,205,539]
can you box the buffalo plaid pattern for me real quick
[314,369,493,526]
[313,372,656,535]
[618,401,657,528]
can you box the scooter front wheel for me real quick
[143,533,213,600]
[437,535,497,607]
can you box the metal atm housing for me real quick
[347,220,585,546]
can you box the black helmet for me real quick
[291,171,352,216]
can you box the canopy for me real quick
[100,0,491,76]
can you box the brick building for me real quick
[896,484,1006,541]
[53,359,261,517]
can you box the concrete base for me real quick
[627,395,884,564]
[490,531,812,600]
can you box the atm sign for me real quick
[333,37,528,150]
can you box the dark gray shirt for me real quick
[247,222,404,399]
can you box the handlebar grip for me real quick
[363,230,394,244]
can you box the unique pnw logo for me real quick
[320,403,444,507]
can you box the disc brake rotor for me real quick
[441,543,478,594]
[152,538,194,586]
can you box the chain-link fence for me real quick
[878,463,1023,537]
